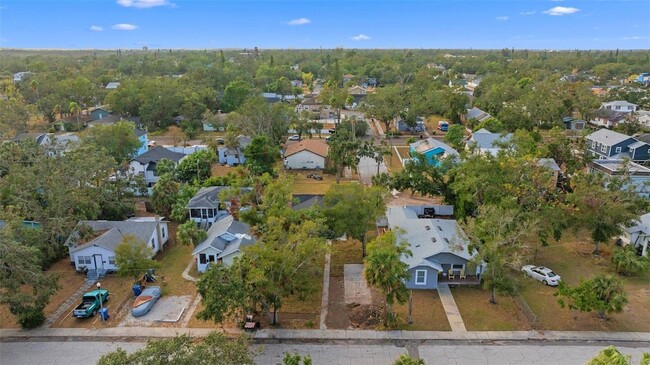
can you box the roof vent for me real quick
[415,244,421,248]
[437,226,443,231]
[444,238,450,244]
[425,225,430,231]
[431,237,437,243]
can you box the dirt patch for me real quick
[326,275,349,329]
[387,193,444,207]
[348,303,382,329]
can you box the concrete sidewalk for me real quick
[2,327,649,343]
[437,284,466,332]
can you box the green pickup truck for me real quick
[72,289,109,318]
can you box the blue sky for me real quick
[1,0,648,50]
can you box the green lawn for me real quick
[518,231,650,331]
[451,286,531,331]
[330,239,364,276]
[156,231,197,297]
[394,290,451,331]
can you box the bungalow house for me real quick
[585,129,650,162]
[128,146,186,188]
[601,100,638,114]
[588,160,650,198]
[343,74,355,84]
[89,107,112,121]
[105,82,121,90]
[295,96,321,114]
[202,112,227,132]
[619,213,650,257]
[290,80,303,88]
[348,85,368,104]
[409,138,459,167]
[378,205,483,289]
[187,186,233,229]
[394,117,425,133]
[589,109,627,128]
[44,133,80,157]
[217,135,251,166]
[65,217,168,275]
[87,115,123,128]
[634,110,650,129]
[192,215,255,272]
[466,128,513,156]
[463,107,492,124]
[284,139,328,170]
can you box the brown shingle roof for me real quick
[284,139,328,158]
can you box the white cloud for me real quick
[287,18,311,26]
[89,25,104,32]
[496,16,509,21]
[623,36,650,40]
[112,23,139,31]
[116,0,174,8]
[520,11,536,15]
[543,6,579,16]
[351,34,370,41]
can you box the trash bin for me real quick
[133,284,142,296]
[99,308,109,320]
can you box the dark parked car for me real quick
[307,173,323,180]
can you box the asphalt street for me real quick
[2,341,648,365]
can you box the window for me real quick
[615,106,621,110]
[591,141,596,149]
[452,264,464,270]
[78,256,91,265]
[199,254,207,264]
[161,226,166,238]
[601,145,607,153]
[615,147,622,153]
[207,255,216,263]
[151,238,155,249]
[415,270,427,285]
[108,256,116,265]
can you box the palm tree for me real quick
[591,275,628,320]
[364,231,411,327]
[69,101,81,124]
[611,246,649,276]
[53,104,62,119]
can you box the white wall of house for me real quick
[217,147,244,166]
[72,246,117,272]
[195,248,241,273]
[284,151,325,170]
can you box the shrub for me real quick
[16,305,46,329]
[612,246,649,276]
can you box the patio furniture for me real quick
[448,269,455,280]
[460,269,466,280]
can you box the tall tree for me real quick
[82,121,142,164]
[114,234,161,282]
[243,135,280,176]
[323,184,386,256]
[177,220,207,246]
[364,230,411,326]
[567,172,646,255]
[175,149,217,184]
[151,174,180,217]
[221,80,253,113]
[362,85,403,134]
[69,101,81,124]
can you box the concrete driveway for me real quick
[119,295,192,326]
[343,264,372,305]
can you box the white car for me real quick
[521,265,561,286]
[287,135,300,141]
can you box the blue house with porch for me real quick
[378,205,483,290]
[409,138,459,167]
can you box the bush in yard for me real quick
[177,220,207,246]
[393,354,425,365]
[555,274,628,320]
[15,304,46,329]
[588,346,650,365]
[612,245,649,276]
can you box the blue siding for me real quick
[90,109,111,120]
[405,266,439,289]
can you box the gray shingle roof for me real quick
[192,215,254,256]
[468,129,512,150]
[67,218,164,253]
[131,146,185,164]
[292,194,324,211]
[187,186,229,209]
[466,107,491,122]
[585,129,633,146]
[537,158,560,172]
[385,206,474,271]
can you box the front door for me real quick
[93,254,104,270]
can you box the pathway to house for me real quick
[437,284,466,332]
[319,240,332,329]
[42,279,96,328]
[181,258,197,282]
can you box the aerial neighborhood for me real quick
[1,47,649,364]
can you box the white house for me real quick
[217,135,251,166]
[192,215,255,272]
[187,186,230,229]
[601,100,638,114]
[65,217,169,273]
[284,139,328,170]
[13,72,32,83]
[128,146,186,188]
[105,82,121,90]
[635,110,650,128]
[620,213,650,257]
